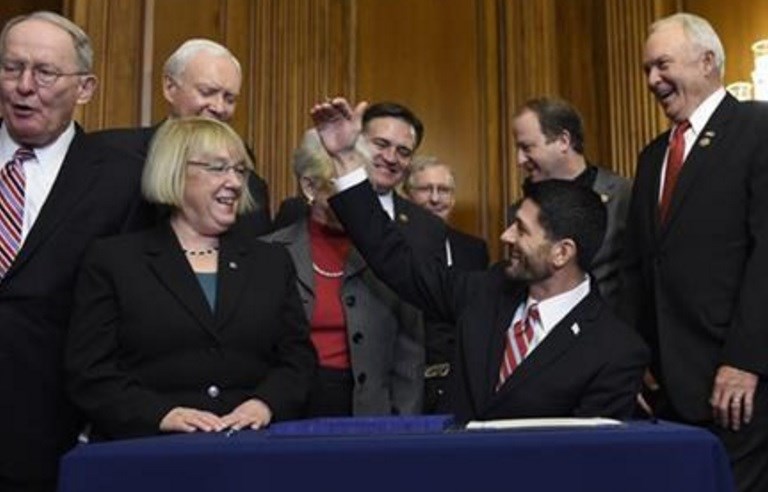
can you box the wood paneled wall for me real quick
[50,0,765,261]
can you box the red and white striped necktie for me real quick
[497,303,539,391]
[0,147,34,279]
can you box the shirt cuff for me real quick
[333,167,368,192]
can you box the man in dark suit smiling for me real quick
[624,13,768,491]
[309,98,648,423]
[0,11,152,491]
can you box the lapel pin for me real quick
[704,130,715,137]
[599,193,610,204]
[398,213,409,223]
[570,323,580,336]
[229,261,238,270]
[698,137,711,147]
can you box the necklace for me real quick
[183,246,219,256]
[312,262,344,278]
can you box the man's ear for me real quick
[162,74,177,105]
[556,130,572,153]
[75,75,97,105]
[551,238,577,269]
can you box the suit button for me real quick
[357,372,367,384]
[206,385,220,398]
[391,406,400,415]
[352,332,363,344]
[345,295,356,307]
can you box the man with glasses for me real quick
[0,11,152,491]
[403,156,488,412]
[93,38,272,236]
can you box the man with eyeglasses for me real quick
[403,156,488,413]
[404,156,489,270]
[92,38,272,236]
[0,11,153,492]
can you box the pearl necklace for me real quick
[312,262,344,278]
[183,246,219,256]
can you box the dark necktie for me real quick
[497,303,539,391]
[0,147,34,279]
[659,120,691,223]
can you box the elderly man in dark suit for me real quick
[309,97,648,423]
[511,97,631,309]
[91,38,272,236]
[0,11,152,491]
[623,13,768,492]
[403,155,488,412]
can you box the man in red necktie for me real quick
[309,96,650,424]
[623,13,768,492]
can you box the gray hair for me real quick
[0,11,94,71]
[163,38,241,79]
[403,156,455,194]
[650,13,725,78]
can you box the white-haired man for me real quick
[623,13,768,491]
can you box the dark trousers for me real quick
[306,367,353,417]
[655,384,768,492]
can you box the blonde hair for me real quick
[142,117,255,214]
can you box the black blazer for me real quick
[330,180,648,422]
[622,94,768,422]
[66,222,316,440]
[447,227,489,271]
[0,126,154,483]
[91,124,273,236]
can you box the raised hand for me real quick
[310,97,368,175]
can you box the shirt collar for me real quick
[525,275,591,336]
[685,86,726,137]
[0,121,76,164]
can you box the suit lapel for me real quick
[472,281,526,407]
[145,223,218,338]
[9,127,101,275]
[494,288,602,397]
[214,231,252,331]
[661,95,737,234]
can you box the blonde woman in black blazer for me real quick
[66,117,316,439]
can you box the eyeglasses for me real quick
[187,160,249,179]
[0,59,89,87]
[410,184,455,197]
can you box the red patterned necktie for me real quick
[0,147,34,279]
[659,120,691,223]
[497,303,539,391]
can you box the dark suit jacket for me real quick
[91,124,273,236]
[261,219,423,415]
[66,222,316,440]
[622,94,768,422]
[0,126,154,482]
[447,227,489,271]
[330,180,648,422]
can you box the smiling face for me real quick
[500,198,555,282]
[362,116,416,193]
[177,147,245,236]
[406,164,456,221]
[643,21,719,123]
[0,19,95,146]
[163,50,241,122]
[513,109,567,182]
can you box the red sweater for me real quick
[308,219,351,369]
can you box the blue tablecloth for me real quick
[58,417,734,492]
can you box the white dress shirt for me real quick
[515,275,591,356]
[0,121,75,244]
